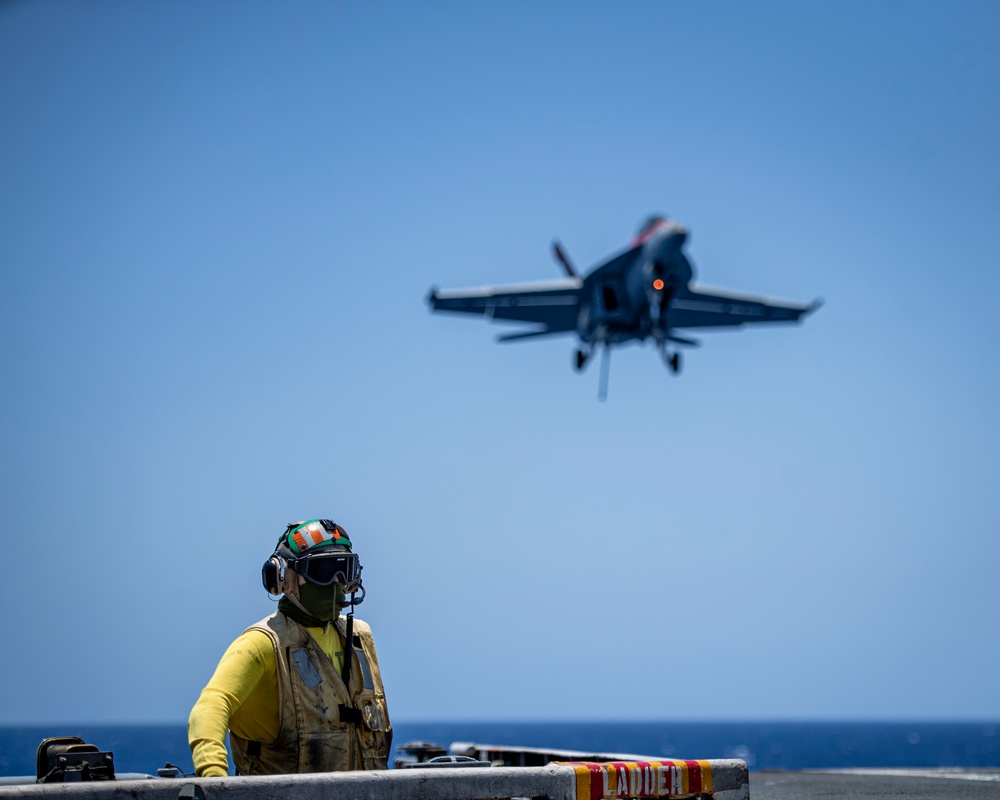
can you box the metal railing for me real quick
[0,759,749,800]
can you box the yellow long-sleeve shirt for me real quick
[188,623,344,777]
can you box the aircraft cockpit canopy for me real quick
[633,214,671,246]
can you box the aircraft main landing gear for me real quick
[668,352,681,374]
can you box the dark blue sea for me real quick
[2,721,998,778]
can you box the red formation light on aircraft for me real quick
[653,279,665,291]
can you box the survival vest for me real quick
[230,611,391,775]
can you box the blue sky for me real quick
[2,1,998,725]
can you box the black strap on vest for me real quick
[338,704,363,725]
[341,613,355,688]
[339,613,362,727]
[246,741,261,757]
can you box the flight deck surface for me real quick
[751,768,1000,799]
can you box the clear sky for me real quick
[2,1,998,725]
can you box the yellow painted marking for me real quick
[572,763,594,800]
[698,760,713,795]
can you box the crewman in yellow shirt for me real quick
[188,519,391,776]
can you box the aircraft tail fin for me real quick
[552,241,579,278]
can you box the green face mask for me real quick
[296,582,346,624]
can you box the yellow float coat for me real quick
[188,622,344,777]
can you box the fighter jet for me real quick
[427,215,821,399]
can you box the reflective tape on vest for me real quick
[564,760,713,800]
[353,642,375,690]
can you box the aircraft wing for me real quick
[669,284,821,329]
[427,278,582,332]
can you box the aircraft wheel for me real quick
[669,352,681,374]
[574,349,588,371]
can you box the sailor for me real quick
[188,519,391,776]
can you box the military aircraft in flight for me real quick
[427,215,821,399]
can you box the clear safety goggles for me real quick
[291,550,360,588]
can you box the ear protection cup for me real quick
[261,554,287,595]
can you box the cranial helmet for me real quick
[261,519,362,595]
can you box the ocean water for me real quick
[2,721,998,778]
